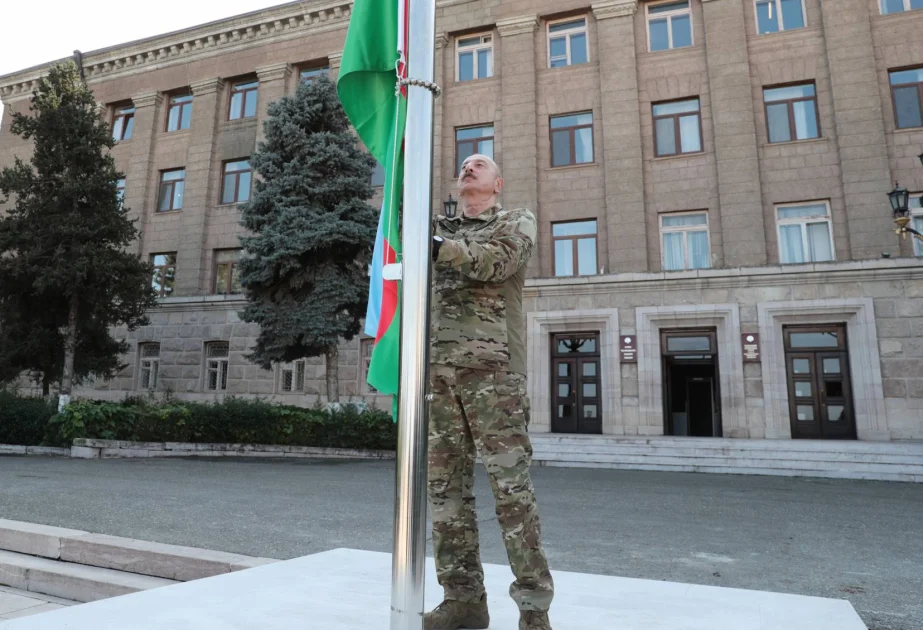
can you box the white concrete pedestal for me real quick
[0,548,866,629]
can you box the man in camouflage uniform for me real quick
[424,154,554,630]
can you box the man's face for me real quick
[457,155,502,197]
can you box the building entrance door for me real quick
[784,324,856,440]
[551,333,601,434]
[662,329,722,437]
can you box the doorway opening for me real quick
[662,329,722,437]
[551,332,602,434]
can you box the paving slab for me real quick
[0,587,75,621]
[0,548,866,630]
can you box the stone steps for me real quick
[529,435,923,482]
[0,519,278,604]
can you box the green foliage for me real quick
[237,77,378,369]
[0,390,58,445]
[0,62,157,394]
[37,396,396,451]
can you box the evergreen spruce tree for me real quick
[238,77,378,403]
[0,62,157,404]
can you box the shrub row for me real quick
[0,393,396,451]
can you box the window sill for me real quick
[162,128,192,137]
[215,202,244,208]
[153,210,183,216]
[891,126,923,135]
[221,118,258,128]
[761,137,826,148]
[453,76,500,87]
[638,45,704,61]
[651,151,706,163]
[547,162,598,172]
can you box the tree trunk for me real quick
[42,373,50,398]
[325,345,339,404]
[58,293,79,412]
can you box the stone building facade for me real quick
[1,0,922,442]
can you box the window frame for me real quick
[279,359,307,393]
[652,98,703,158]
[549,112,595,168]
[890,67,923,130]
[213,249,242,295]
[116,178,126,208]
[157,168,186,212]
[166,93,193,132]
[456,33,494,82]
[228,80,259,121]
[221,159,252,205]
[204,342,230,392]
[659,212,712,271]
[551,219,599,277]
[455,125,495,175]
[646,0,694,52]
[150,252,177,298]
[881,0,923,14]
[754,0,807,34]
[138,343,161,391]
[299,66,329,84]
[763,82,821,143]
[546,16,589,68]
[910,194,923,256]
[775,201,835,264]
[112,105,135,142]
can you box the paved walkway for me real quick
[0,586,75,622]
[0,456,920,630]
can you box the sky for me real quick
[0,0,287,119]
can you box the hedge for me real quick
[0,393,396,452]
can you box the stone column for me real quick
[819,0,893,259]
[432,33,449,211]
[593,0,647,273]
[701,0,767,267]
[255,63,292,145]
[175,77,223,296]
[124,91,164,256]
[326,52,343,82]
[497,15,540,275]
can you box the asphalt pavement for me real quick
[0,455,920,630]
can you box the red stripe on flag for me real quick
[376,238,398,343]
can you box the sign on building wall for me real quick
[620,335,637,363]
[742,333,761,363]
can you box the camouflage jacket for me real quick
[431,203,536,375]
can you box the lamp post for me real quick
[888,181,923,245]
[443,194,458,219]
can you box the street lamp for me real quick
[443,194,458,219]
[888,181,923,244]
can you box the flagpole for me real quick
[391,0,437,625]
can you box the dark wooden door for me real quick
[551,334,602,434]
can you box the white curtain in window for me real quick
[688,231,709,269]
[663,232,684,270]
[779,224,805,263]
[914,215,923,255]
[806,222,833,262]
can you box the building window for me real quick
[455,125,494,174]
[280,360,306,393]
[214,249,242,294]
[661,213,710,271]
[361,339,377,393]
[116,178,126,207]
[138,343,160,391]
[166,94,193,132]
[882,0,923,14]
[112,105,135,142]
[221,160,252,204]
[776,202,834,264]
[150,253,176,298]
[157,169,185,212]
[653,98,702,157]
[755,0,806,34]
[548,17,588,68]
[764,84,819,143]
[457,34,493,81]
[550,113,594,167]
[911,195,923,256]
[370,161,385,187]
[890,67,923,129]
[552,220,598,276]
[300,67,329,84]
[205,342,230,391]
[229,81,259,120]
[647,0,693,52]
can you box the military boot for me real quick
[422,595,490,630]
[519,610,553,630]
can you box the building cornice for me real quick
[497,15,539,37]
[524,259,923,297]
[591,0,639,19]
[0,0,352,104]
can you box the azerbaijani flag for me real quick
[337,0,408,416]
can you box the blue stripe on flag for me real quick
[364,203,386,338]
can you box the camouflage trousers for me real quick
[427,365,554,612]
